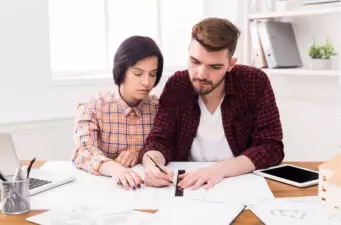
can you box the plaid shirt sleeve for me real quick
[240,71,284,169]
[139,76,179,163]
[72,102,111,175]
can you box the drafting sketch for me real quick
[270,209,308,220]
[251,198,341,225]
[26,205,154,225]
[328,215,341,223]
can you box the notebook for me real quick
[0,132,75,196]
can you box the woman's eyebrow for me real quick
[131,67,144,72]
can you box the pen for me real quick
[146,154,173,183]
[27,157,36,178]
[13,164,24,182]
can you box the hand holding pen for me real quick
[144,154,174,187]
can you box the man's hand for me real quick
[112,165,143,190]
[178,164,224,190]
[115,151,139,168]
[144,165,174,187]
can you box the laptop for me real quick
[0,132,76,196]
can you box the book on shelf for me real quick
[249,21,268,68]
[257,21,302,69]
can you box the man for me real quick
[139,18,284,190]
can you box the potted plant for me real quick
[308,40,337,70]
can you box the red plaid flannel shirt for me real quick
[140,65,284,169]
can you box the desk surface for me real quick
[0,161,321,225]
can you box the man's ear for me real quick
[227,57,238,72]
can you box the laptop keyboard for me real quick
[29,178,51,190]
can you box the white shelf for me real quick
[248,6,341,19]
[261,68,340,76]
[243,0,341,83]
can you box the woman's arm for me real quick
[72,103,112,175]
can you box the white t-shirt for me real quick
[189,96,234,161]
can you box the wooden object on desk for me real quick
[0,161,321,225]
[318,154,341,215]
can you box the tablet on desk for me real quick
[253,164,319,188]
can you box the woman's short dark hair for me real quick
[113,36,163,86]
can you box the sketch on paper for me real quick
[26,205,154,225]
[328,215,341,223]
[270,209,308,220]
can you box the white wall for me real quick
[222,1,341,161]
[0,0,113,160]
[0,119,74,160]
[1,0,340,162]
[0,0,169,160]
[203,0,245,62]
[0,0,113,124]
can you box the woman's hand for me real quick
[112,165,144,190]
[115,151,139,168]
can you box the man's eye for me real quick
[134,73,143,76]
[191,59,200,64]
[211,66,222,70]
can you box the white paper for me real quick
[34,161,274,210]
[173,162,274,205]
[32,161,168,210]
[280,196,320,204]
[133,162,274,206]
[250,198,341,225]
[31,161,136,210]
[182,173,274,206]
[131,184,176,209]
[150,198,245,225]
[26,206,155,225]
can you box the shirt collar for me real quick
[115,93,146,118]
[224,69,236,96]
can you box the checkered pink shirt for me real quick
[72,91,158,175]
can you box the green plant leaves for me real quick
[308,40,337,59]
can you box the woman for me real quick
[72,36,163,190]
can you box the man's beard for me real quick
[192,75,226,95]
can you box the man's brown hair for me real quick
[192,17,240,57]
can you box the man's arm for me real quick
[215,156,255,178]
[141,150,166,168]
[139,73,182,165]
[240,71,284,170]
